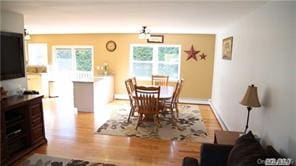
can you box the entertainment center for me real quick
[1,95,47,165]
[0,30,47,165]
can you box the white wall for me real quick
[0,10,27,95]
[291,8,296,159]
[212,2,295,159]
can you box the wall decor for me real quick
[184,45,208,61]
[184,45,200,61]
[199,53,207,60]
[147,35,164,43]
[222,37,233,60]
[106,40,117,52]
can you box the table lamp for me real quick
[240,84,261,133]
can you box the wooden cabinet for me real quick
[1,95,47,166]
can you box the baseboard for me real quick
[114,94,210,105]
[114,94,129,100]
[208,100,228,131]
[178,97,210,105]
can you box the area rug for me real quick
[96,105,209,142]
[20,153,115,166]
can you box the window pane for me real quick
[28,44,47,65]
[158,64,179,80]
[55,48,72,71]
[158,47,179,62]
[133,46,153,61]
[133,63,152,77]
[75,48,92,71]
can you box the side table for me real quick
[214,130,243,145]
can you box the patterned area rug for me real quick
[20,153,115,166]
[97,105,209,142]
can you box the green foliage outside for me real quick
[133,47,153,61]
[132,46,180,78]
[158,47,179,61]
[75,49,92,71]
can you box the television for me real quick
[0,31,25,80]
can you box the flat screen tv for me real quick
[0,31,25,80]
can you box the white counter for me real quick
[73,75,114,112]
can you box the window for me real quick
[53,46,93,79]
[28,43,48,65]
[130,44,181,80]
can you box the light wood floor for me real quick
[26,99,222,166]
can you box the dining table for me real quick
[132,85,175,100]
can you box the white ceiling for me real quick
[1,1,267,34]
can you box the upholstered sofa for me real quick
[182,131,291,166]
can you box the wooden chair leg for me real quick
[131,102,136,116]
[136,114,142,130]
[161,109,166,117]
[157,114,161,127]
[128,107,132,123]
[153,115,159,132]
[175,103,179,118]
[170,108,177,127]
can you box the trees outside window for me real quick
[130,44,181,80]
[53,46,93,79]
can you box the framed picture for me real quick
[222,36,233,60]
[147,35,164,43]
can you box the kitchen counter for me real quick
[72,75,112,83]
[73,75,114,112]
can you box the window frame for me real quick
[129,44,181,81]
[52,45,94,73]
[27,43,48,66]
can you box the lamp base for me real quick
[244,107,252,133]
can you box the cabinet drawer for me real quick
[31,116,42,128]
[31,126,43,142]
[30,103,42,118]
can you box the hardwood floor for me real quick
[27,99,221,166]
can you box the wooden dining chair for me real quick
[163,79,184,125]
[125,79,136,122]
[131,77,137,89]
[134,85,161,131]
[174,79,184,117]
[152,75,169,86]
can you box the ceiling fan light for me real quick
[139,32,146,39]
[145,33,151,39]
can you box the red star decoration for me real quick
[184,45,200,61]
[200,53,207,60]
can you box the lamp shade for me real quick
[240,84,261,108]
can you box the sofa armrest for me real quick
[200,143,233,166]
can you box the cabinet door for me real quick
[29,101,45,144]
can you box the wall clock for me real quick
[106,40,117,52]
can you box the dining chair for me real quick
[174,79,184,117]
[132,77,137,86]
[131,77,137,91]
[163,79,184,125]
[152,75,169,86]
[134,85,161,131]
[125,79,136,123]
